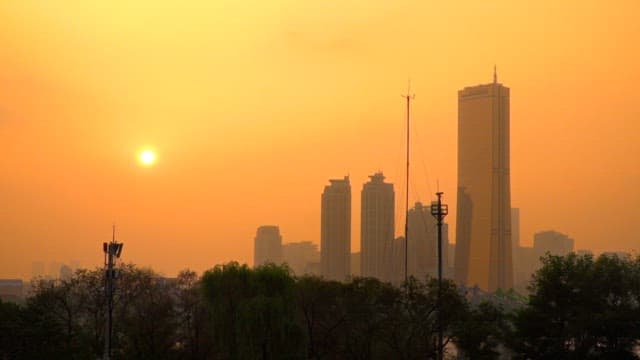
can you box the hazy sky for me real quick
[1,1,638,279]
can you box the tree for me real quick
[295,275,347,359]
[201,262,304,359]
[509,253,640,359]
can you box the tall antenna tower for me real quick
[402,82,415,284]
[103,225,124,360]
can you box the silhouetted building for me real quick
[407,202,434,280]
[253,225,283,267]
[389,236,406,284]
[533,230,574,258]
[361,172,395,280]
[60,265,73,280]
[321,176,351,281]
[511,208,520,254]
[283,241,320,275]
[406,202,450,280]
[455,70,514,291]
[601,251,631,260]
[514,230,575,292]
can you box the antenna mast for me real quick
[402,81,415,285]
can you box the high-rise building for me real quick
[253,225,283,267]
[361,172,395,280]
[455,70,513,291]
[321,176,351,281]
[283,241,320,275]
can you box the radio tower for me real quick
[103,225,124,360]
[402,82,415,284]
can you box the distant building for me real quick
[0,279,23,302]
[361,172,395,280]
[253,225,283,267]
[389,236,406,284]
[447,242,456,272]
[320,176,351,281]
[283,241,320,275]
[407,201,450,280]
[407,202,435,280]
[533,230,574,258]
[455,71,513,291]
[601,251,631,260]
[60,265,73,280]
[511,208,520,253]
[514,230,576,292]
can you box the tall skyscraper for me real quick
[253,225,283,267]
[360,172,395,280]
[321,176,351,281]
[455,70,513,291]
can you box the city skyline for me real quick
[1,1,639,280]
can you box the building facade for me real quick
[455,71,514,291]
[253,225,283,267]
[360,172,395,280]
[283,241,320,276]
[320,176,351,281]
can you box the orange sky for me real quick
[1,1,639,279]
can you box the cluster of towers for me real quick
[255,71,517,292]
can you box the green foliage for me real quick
[509,253,640,359]
[201,262,304,359]
[8,254,639,359]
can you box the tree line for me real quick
[1,253,639,359]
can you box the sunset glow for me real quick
[0,1,638,280]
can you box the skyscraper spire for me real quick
[493,65,497,83]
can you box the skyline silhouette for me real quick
[1,1,639,280]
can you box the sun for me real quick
[139,149,156,166]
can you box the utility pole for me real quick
[402,84,415,285]
[431,192,448,360]
[103,225,124,360]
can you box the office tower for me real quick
[253,225,283,267]
[455,70,513,291]
[321,176,351,281]
[283,241,320,276]
[533,230,574,257]
[360,172,395,280]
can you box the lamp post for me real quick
[103,226,123,360]
[430,192,448,360]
